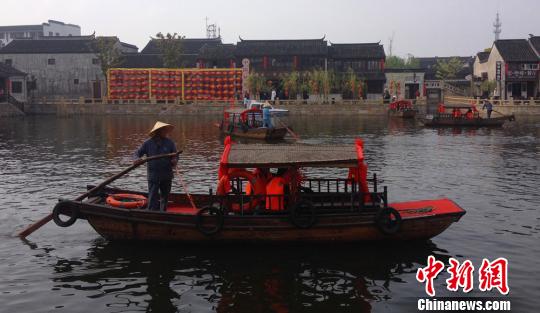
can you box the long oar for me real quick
[18,151,182,239]
[275,118,300,141]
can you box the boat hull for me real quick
[223,127,288,140]
[388,110,417,119]
[422,115,513,127]
[66,196,465,243]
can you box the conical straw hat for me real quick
[149,121,174,136]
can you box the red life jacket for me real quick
[266,177,286,211]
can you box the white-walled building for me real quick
[478,39,539,99]
[0,20,81,48]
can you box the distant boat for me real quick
[421,105,515,127]
[388,100,417,119]
[218,107,288,141]
[246,101,289,116]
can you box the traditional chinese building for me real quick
[329,43,386,98]
[485,39,539,99]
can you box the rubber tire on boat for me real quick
[290,200,317,229]
[196,206,224,236]
[52,201,79,228]
[375,207,402,235]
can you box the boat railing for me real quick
[219,176,387,216]
[214,190,387,216]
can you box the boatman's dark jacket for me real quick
[134,137,178,182]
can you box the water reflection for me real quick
[52,240,450,313]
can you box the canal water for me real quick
[0,115,538,313]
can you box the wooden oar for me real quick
[275,118,300,141]
[18,151,182,239]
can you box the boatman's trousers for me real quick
[147,179,172,211]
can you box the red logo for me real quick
[446,258,474,293]
[416,255,445,296]
[479,258,509,295]
[416,256,509,296]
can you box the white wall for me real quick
[0,53,104,98]
[42,21,81,37]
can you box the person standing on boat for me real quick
[263,102,273,128]
[482,100,493,118]
[133,122,178,212]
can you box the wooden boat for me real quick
[219,108,288,140]
[51,138,466,243]
[421,105,515,127]
[388,100,417,119]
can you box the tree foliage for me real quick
[480,80,497,94]
[154,32,185,68]
[95,37,124,82]
[435,57,464,80]
[282,71,300,99]
[385,55,419,69]
[246,73,266,98]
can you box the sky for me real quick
[2,0,539,57]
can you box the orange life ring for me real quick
[217,169,266,212]
[106,193,148,209]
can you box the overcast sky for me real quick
[2,0,539,57]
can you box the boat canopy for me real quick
[225,107,261,115]
[224,143,362,168]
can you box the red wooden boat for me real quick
[218,108,288,140]
[421,105,515,127]
[388,100,417,118]
[52,138,466,243]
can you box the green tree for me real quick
[480,80,497,95]
[246,73,265,98]
[385,55,420,69]
[94,37,124,83]
[435,57,464,80]
[282,71,300,99]
[343,68,359,99]
[154,32,185,68]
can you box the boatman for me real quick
[263,102,273,128]
[482,100,493,118]
[133,121,178,211]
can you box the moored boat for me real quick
[218,108,288,140]
[388,100,417,119]
[51,138,466,243]
[421,105,515,127]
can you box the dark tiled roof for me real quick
[199,43,236,59]
[141,38,222,54]
[476,51,490,63]
[120,42,138,50]
[417,56,474,69]
[0,63,26,78]
[0,25,42,32]
[121,54,164,68]
[529,36,540,55]
[330,43,385,59]
[236,38,328,56]
[0,38,97,54]
[494,39,539,62]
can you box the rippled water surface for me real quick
[0,115,539,312]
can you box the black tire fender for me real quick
[52,200,79,227]
[290,200,317,229]
[196,206,224,236]
[375,207,402,235]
